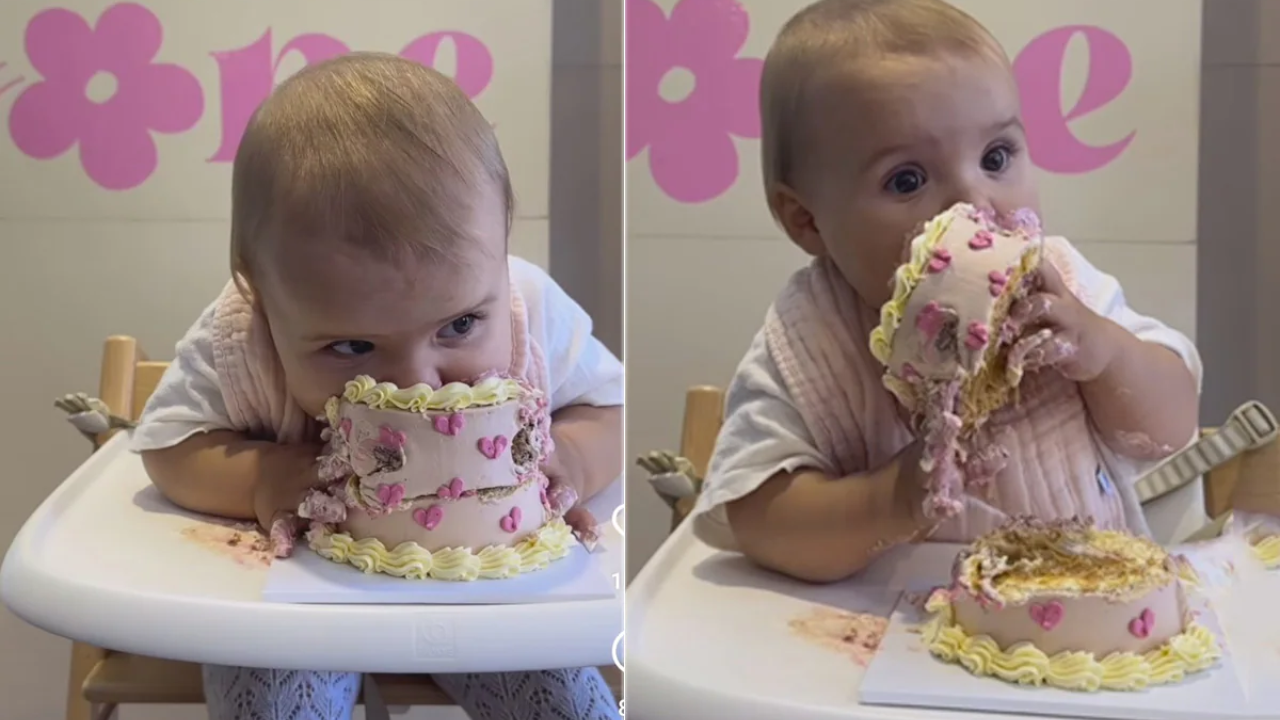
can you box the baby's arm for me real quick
[515,257,623,507]
[1052,240,1201,459]
[133,302,320,534]
[693,333,933,583]
[548,404,622,504]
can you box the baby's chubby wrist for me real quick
[546,421,588,501]
[250,442,325,530]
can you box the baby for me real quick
[690,0,1202,583]
[133,54,622,720]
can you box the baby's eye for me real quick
[982,146,1012,173]
[438,313,481,340]
[328,340,375,357]
[885,168,926,195]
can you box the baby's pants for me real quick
[202,665,621,720]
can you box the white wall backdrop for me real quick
[624,0,1204,580]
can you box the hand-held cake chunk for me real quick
[870,202,1045,519]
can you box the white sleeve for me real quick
[130,299,235,452]
[510,255,623,412]
[691,328,833,551]
[1050,237,1203,393]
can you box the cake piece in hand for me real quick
[869,202,1044,518]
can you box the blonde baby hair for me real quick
[230,52,513,288]
[760,0,1004,198]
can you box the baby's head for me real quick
[762,0,1039,307]
[231,53,514,416]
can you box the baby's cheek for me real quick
[280,357,343,419]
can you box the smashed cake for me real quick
[920,517,1220,691]
[299,375,576,581]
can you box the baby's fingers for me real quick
[544,480,579,517]
[267,512,301,559]
[564,506,601,551]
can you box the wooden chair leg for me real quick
[67,642,107,720]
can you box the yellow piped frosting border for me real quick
[1253,534,1280,568]
[324,375,527,422]
[920,592,1221,691]
[309,517,576,581]
[869,211,954,365]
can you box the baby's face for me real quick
[792,51,1039,307]
[258,201,513,419]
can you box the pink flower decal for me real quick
[8,3,203,190]
[626,0,763,203]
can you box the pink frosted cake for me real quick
[869,202,1045,515]
[299,375,575,581]
[921,518,1220,691]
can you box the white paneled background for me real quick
[624,0,1208,581]
[0,1,620,718]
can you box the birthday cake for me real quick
[299,375,575,580]
[869,202,1045,516]
[920,518,1221,691]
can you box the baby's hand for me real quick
[1010,263,1119,382]
[252,443,326,558]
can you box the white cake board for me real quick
[860,592,1249,720]
[262,542,615,604]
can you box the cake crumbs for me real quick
[180,521,273,568]
[788,606,888,667]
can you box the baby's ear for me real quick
[768,184,826,258]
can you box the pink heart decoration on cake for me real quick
[378,425,407,449]
[437,477,465,499]
[915,301,948,339]
[987,270,1008,297]
[339,417,353,439]
[969,230,995,250]
[1128,608,1154,639]
[413,505,444,531]
[1028,601,1064,631]
[964,321,990,350]
[432,412,465,436]
[478,435,509,459]
[926,247,952,273]
[375,482,405,507]
[499,506,522,533]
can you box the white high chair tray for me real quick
[625,520,1280,720]
[0,434,623,673]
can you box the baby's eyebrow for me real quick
[861,143,913,174]
[986,116,1023,135]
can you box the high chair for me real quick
[667,385,1280,536]
[67,335,622,720]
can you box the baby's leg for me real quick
[202,664,360,720]
[433,667,620,720]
